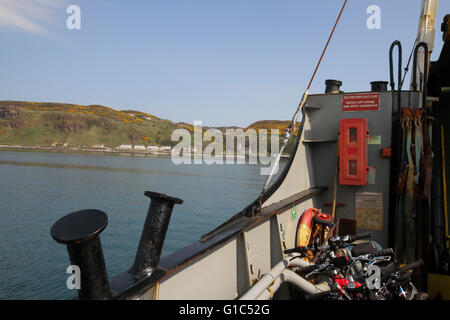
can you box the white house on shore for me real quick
[115,144,171,152]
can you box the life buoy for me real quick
[295,208,320,247]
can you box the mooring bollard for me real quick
[50,209,111,300]
[130,191,183,279]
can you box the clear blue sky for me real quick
[1,0,449,127]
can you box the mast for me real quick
[410,0,439,92]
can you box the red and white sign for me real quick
[342,93,380,112]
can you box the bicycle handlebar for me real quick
[371,248,394,257]
[346,232,373,243]
[299,264,319,273]
[284,232,374,256]
[399,259,424,272]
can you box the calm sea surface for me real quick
[0,150,285,299]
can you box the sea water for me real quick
[0,150,284,299]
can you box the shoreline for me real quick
[0,144,172,157]
[0,144,291,159]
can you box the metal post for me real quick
[130,191,183,279]
[50,209,111,300]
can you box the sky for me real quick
[0,0,449,127]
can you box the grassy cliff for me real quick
[0,101,178,147]
[0,101,299,153]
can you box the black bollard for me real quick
[370,81,388,92]
[325,79,343,94]
[51,209,111,300]
[130,191,183,280]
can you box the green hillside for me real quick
[0,101,299,154]
[0,101,178,147]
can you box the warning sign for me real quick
[342,93,380,112]
[355,192,383,230]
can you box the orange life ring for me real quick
[295,208,320,247]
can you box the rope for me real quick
[260,0,348,194]
[268,282,274,300]
[150,282,160,300]
[307,0,348,90]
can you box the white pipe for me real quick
[240,256,329,300]
[288,257,314,268]
[255,277,283,300]
[255,269,330,300]
[239,259,289,300]
[282,269,330,294]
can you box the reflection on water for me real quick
[0,160,220,178]
[0,150,285,299]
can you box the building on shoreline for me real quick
[112,144,172,152]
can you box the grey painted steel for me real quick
[132,91,421,300]
[304,91,420,247]
[119,90,423,300]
